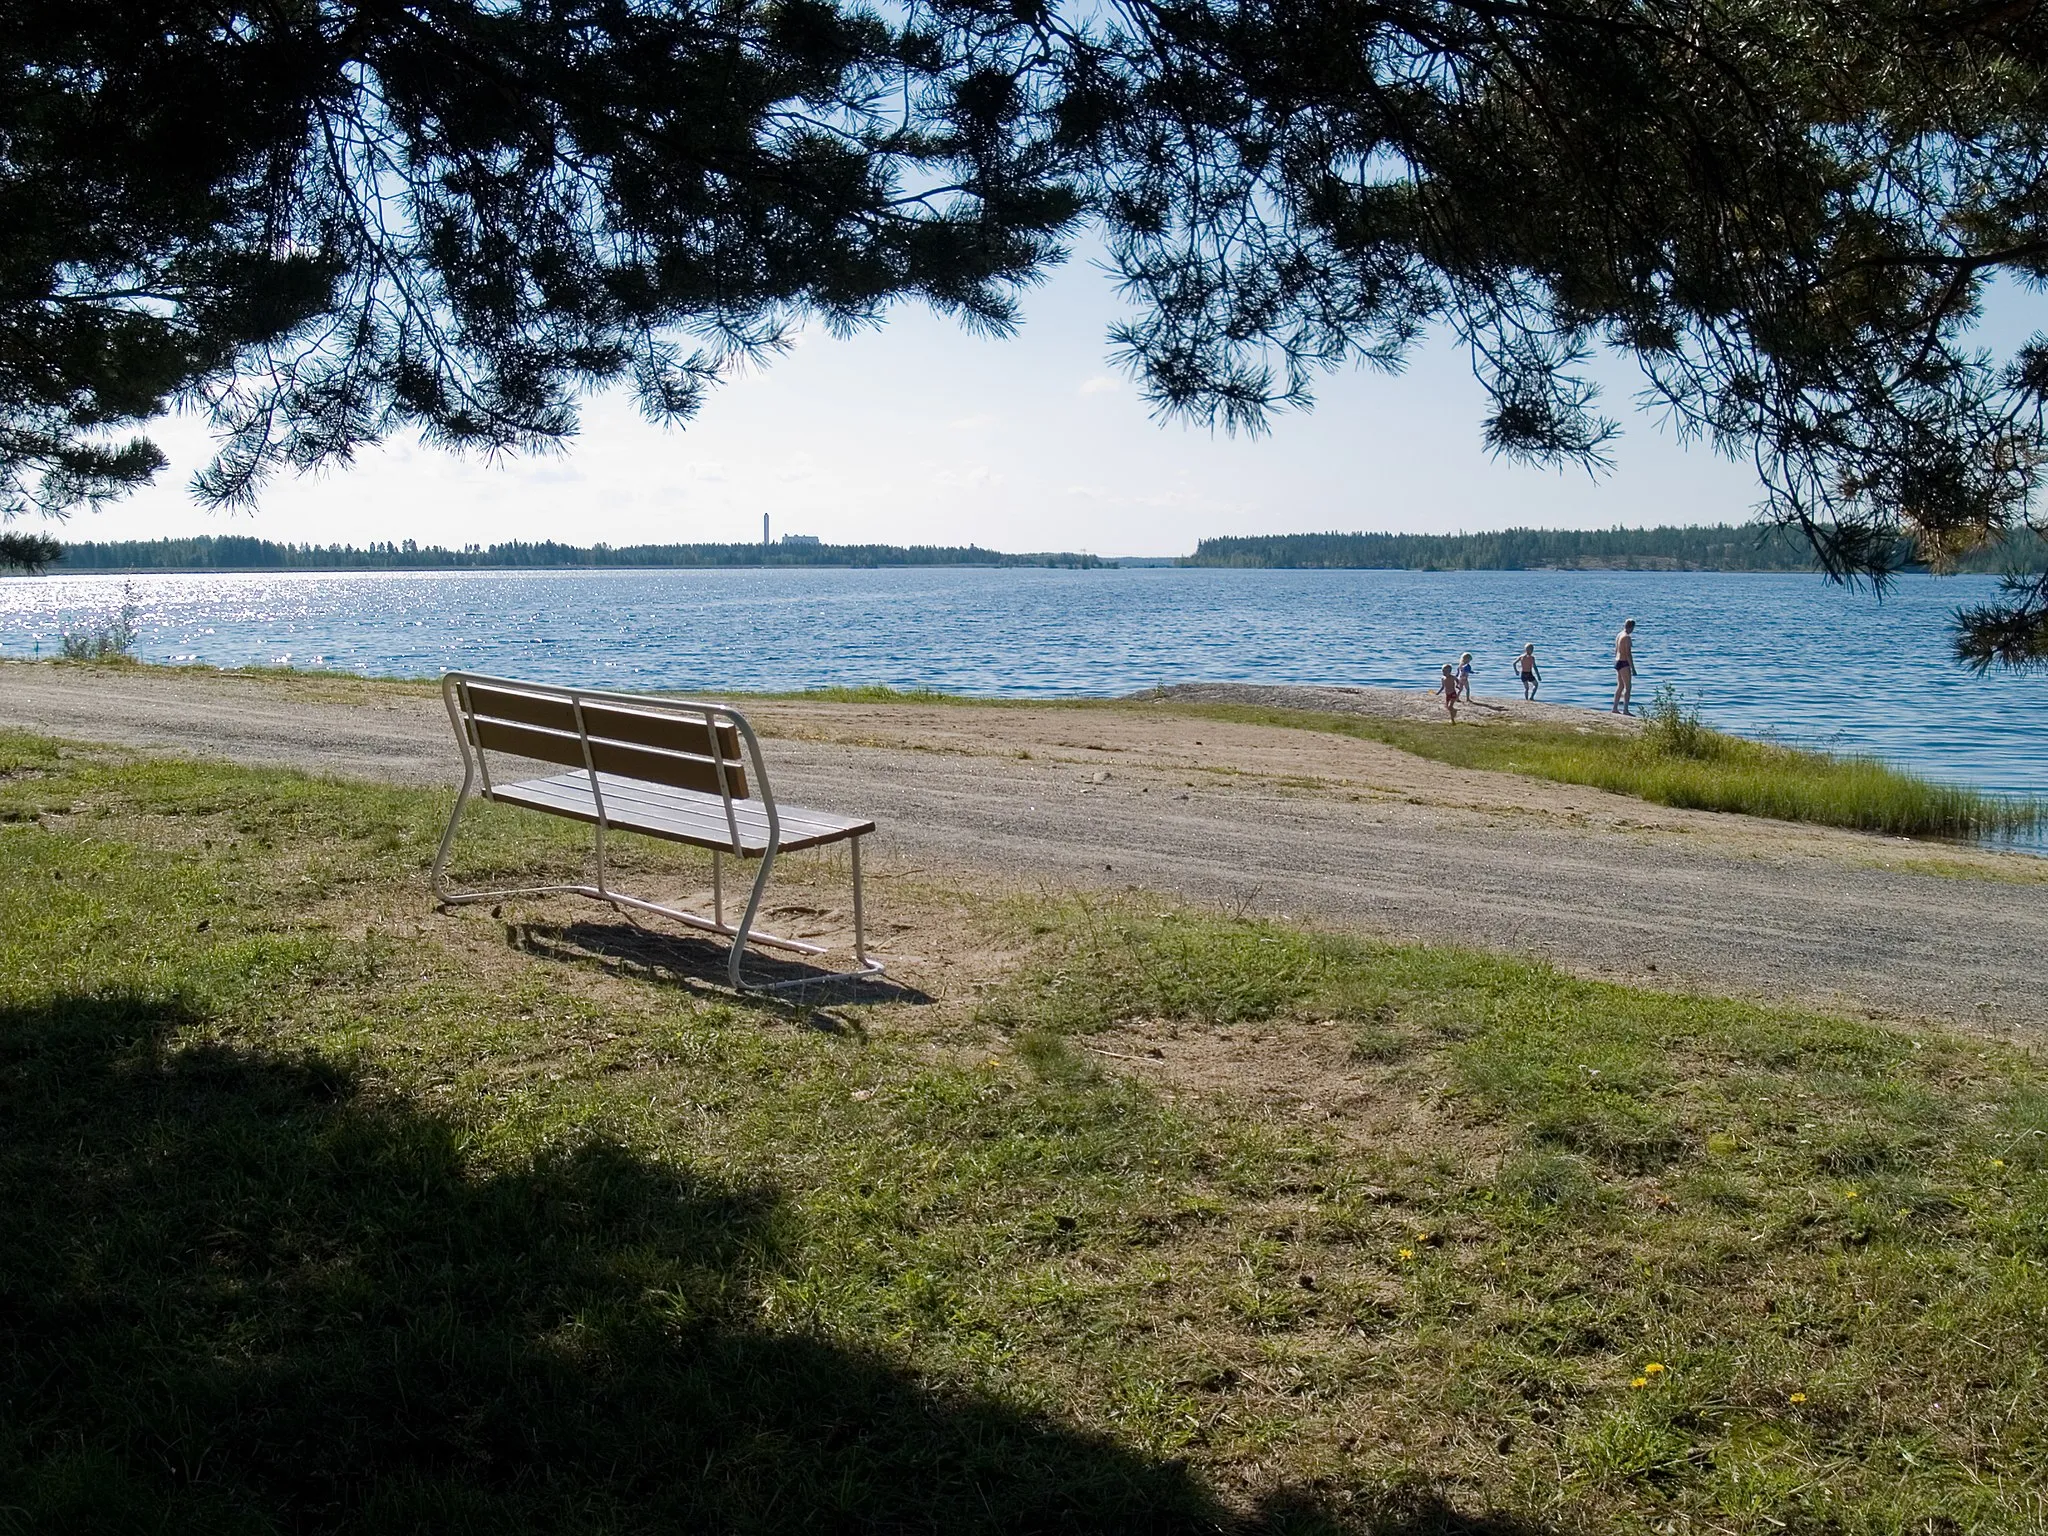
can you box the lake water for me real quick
[2,565,2043,800]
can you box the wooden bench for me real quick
[430,672,881,989]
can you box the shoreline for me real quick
[1130,681,1643,731]
[4,562,2002,577]
[0,659,1653,728]
[1,658,2035,842]
[1,659,2045,1030]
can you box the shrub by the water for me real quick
[57,582,139,662]
[1607,685,2034,839]
[1640,686,1714,758]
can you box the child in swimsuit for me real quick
[1457,652,1476,701]
[1433,663,1460,721]
[1516,644,1540,699]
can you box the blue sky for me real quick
[55,254,1864,556]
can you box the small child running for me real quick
[1433,662,1461,721]
[1515,644,1541,700]
[1457,652,1476,701]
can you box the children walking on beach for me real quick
[1515,644,1541,699]
[1433,663,1461,721]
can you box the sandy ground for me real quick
[1,662,2042,1032]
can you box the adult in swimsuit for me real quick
[1611,618,1637,714]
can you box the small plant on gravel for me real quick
[57,581,140,661]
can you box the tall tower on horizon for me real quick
[763,513,770,547]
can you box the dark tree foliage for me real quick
[1185,526,2048,572]
[10,1,2048,662]
[0,0,1080,511]
[0,532,61,571]
[53,534,1103,568]
[1188,525,1830,572]
[1062,0,2048,668]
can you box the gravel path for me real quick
[2,663,2040,1032]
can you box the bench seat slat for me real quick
[547,773,869,842]
[487,772,873,854]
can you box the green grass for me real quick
[980,900,2048,1529]
[1144,688,2042,841]
[0,738,1231,1532]
[5,735,2047,1531]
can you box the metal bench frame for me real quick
[430,672,882,991]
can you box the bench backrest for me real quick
[447,675,752,799]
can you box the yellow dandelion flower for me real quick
[1843,1190,1860,1200]
[1398,1248,1415,1261]
[1789,1392,1807,1403]
[1992,1158,2007,1169]
[1630,1377,1649,1389]
[1643,1363,1665,1375]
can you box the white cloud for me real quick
[1078,374,1121,395]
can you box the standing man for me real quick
[1612,618,1638,714]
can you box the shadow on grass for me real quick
[0,993,1566,1535]
[7,991,1564,1535]
[512,915,936,1017]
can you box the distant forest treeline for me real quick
[1182,525,2047,573]
[28,526,2048,575]
[44,537,1104,571]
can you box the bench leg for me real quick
[727,845,777,991]
[429,770,474,905]
[722,839,886,992]
[432,778,624,912]
[852,835,868,969]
